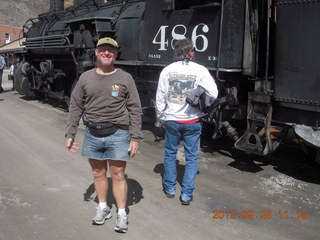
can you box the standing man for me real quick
[156,38,218,205]
[65,37,143,233]
[0,54,6,93]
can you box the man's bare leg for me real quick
[89,158,109,202]
[109,160,127,208]
[89,158,112,225]
[109,160,128,232]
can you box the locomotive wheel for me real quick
[14,65,23,94]
[14,63,35,97]
[20,76,35,97]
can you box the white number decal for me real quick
[170,24,187,49]
[152,25,169,51]
[152,24,209,51]
[191,24,209,52]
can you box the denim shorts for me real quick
[82,128,131,161]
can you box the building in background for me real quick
[0,38,25,68]
[0,25,23,67]
[0,25,21,46]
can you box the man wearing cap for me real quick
[65,37,143,233]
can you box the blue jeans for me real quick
[163,120,202,200]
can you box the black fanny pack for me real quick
[87,122,117,138]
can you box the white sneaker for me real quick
[92,206,112,225]
[114,213,128,233]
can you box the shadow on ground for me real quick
[200,127,320,184]
[83,175,143,213]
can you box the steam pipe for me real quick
[262,0,271,92]
[215,0,225,82]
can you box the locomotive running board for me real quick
[235,92,273,155]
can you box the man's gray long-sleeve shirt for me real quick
[65,68,143,141]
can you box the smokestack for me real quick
[50,0,64,12]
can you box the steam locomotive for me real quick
[14,0,320,157]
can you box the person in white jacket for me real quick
[156,38,218,205]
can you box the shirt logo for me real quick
[111,84,119,97]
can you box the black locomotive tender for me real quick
[14,0,320,157]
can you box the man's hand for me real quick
[128,140,139,158]
[66,138,80,154]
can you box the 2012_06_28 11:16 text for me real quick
[211,210,309,220]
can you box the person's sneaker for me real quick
[92,206,112,225]
[114,213,128,233]
[179,196,193,205]
[165,192,175,198]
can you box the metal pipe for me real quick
[263,0,271,92]
[215,0,225,82]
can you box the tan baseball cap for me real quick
[96,37,119,48]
